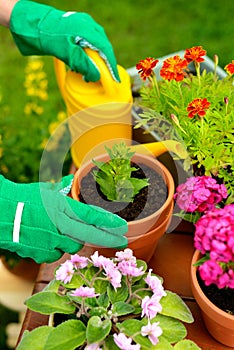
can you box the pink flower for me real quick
[113,333,140,350]
[90,251,115,269]
[115,248,136,264]
[199,260,223,287]
[70,286,99,298]
[103,265,122,289]
[141,321,162,345]
[117,260,144,277]
[70,254,89,269]
[141,295,162,319]
[55,260,74,284]
[145,269,167,298]
[174,176,228,213]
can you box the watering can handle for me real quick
[53,48,118,98]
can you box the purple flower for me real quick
[70,254,89,269]
[117,260,144,277]
[141,321,162,345]
[55,260,74,284]
[145,269,167,297]
[141,295,162,319]
[113,333,140,350]
[70,286,99,298]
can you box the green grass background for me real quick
[0,0,233,182]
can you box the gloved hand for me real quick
[9,0,120,82]
[0,175,127,264]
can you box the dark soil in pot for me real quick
[197,271,234,315]
[79,162,168,222]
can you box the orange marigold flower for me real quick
[160,55,188,82]
[184,46,207,63]
[136,57,159,80]
[187,98,211,119]
[224,60,234,76]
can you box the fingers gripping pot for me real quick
[54,48,133,168]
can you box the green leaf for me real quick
[104,335,120,350]
[25,291,76,315]
[153,313,187,343]
[107,280,129,303]
[94,278,109,294]
[144,336,174,350]
[44,320,86,350]
[86,316,112,344]
[174,339,201,349]
[62,273,84,289]
[16,327,52,350]
[160,291,194,323]
[97,293,109,308]
[112,301,135,316]
[43,279,60,292]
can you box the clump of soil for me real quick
[79,162,168,222]
[197,272,234,315]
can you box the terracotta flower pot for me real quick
[71,153,174,262]
[191,250,234,347]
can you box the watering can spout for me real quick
[130,140,188,159]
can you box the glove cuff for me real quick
[9,0,54,55]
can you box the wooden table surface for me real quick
[16,232,233,350]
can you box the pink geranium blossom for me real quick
[174,176,228,213]
[195,204,234,288]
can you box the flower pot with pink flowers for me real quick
[16,248,201,350]
[174,175,234,347]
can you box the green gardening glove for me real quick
[10,0,120,82]
[0,175,127,264]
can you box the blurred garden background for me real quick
[0,0,233,183]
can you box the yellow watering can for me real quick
[54,49,187,167]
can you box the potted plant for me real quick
[134,46,234,202]
[16,248,201,350]
[71,142,175,262]
[174,175,234,347]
